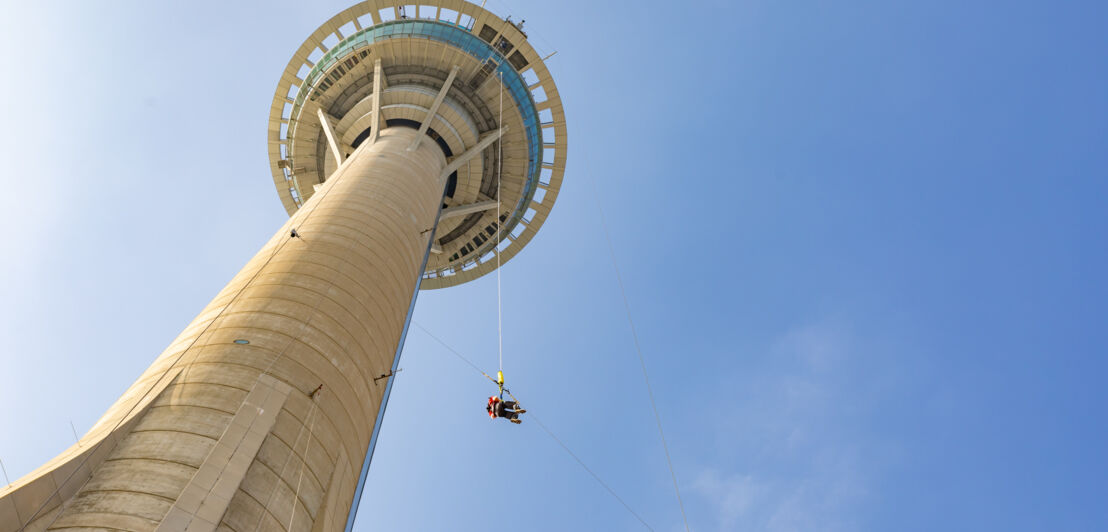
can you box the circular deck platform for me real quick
[267,1,567,289]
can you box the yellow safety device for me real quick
[497,371,504,386]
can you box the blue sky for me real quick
[1,1,1106,530]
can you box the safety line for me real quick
[412,321,499,386]
[249,397,320,532]
[592,182,691,532]
[496,71,504,375]
[286,398,321,532]
[236,153,381,531]
[411,322,654,531]
[165,139,370,531]
[528,413,654,531]
[183,217,356,531]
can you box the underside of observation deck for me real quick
[267,0,567,289]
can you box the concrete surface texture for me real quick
[0,128,445,531]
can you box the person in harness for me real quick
[485,371,525,424]
[487,396,525,424]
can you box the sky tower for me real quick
[0,1,566,530]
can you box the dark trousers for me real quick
[495,402,520,419]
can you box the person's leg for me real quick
[503,401,518,409]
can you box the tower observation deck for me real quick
[270,1,566,288]
[0,2,565,531]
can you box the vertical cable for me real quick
[497,70,504,374]
[250,397,319,532]
[286,399,320,531]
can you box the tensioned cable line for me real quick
[527,412,655,531]
[239,213,376,530]
[248,396,321,532]
[25,141,366,531]
[410,321,655,531]
[286,398,322,532]
[591,178,691,532]
[412,321,508,401]
[496,71,504,375]
[247,191,401,528]
[217,151,390,531]
[180,198,367,531]
[229,235,364,531]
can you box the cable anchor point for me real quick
[373,368,403,384]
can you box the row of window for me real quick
[285,19,550,258]
[311,49,372,101]
[449,214,509,262]
[292,19,543,199]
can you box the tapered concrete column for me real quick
[1,128,446,532]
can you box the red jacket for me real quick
[487,396,500,419]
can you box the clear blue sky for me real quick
[1,1,1106,530]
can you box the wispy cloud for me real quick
[692,320,881,531]
[692,470,764,529]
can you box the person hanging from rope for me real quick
[487,395,525,424]
[486,370,525,423]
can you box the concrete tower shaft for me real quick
[0,2,566,531]
[2,128,444,531]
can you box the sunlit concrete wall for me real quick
[0,128,445,532]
